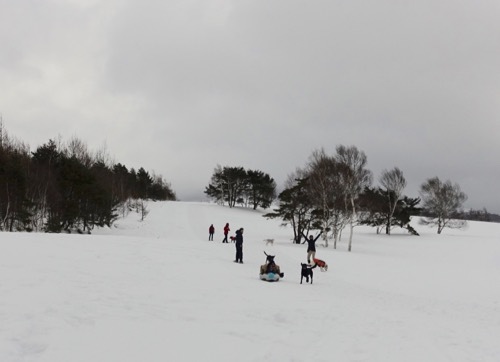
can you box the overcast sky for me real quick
[1,0,499,213]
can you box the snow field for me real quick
[1,201,499,361]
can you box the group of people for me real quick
[208,223,244,263]
[208,223,324,267]
[208,223,231,243]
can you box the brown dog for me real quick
[312,258,328,272]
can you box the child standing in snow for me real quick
[222,223,230,243]
[208,224,215,241]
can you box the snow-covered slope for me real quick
[1,201,500,362]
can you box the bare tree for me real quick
[419,177,467,234]
[306,149,350,247]
[93,141,114,168]
[132,199,149,221]
[306,149,333,246]
[65,136,95,168]
[379,167,407,235]
[0,118,31,231]
[335,145,373,251]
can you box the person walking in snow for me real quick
[301,230,322,264]
[234,227,244,263]
[222,223,230,243]
[208,224,215,241]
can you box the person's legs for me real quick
[307,250,314,263]
[236,245,243,262]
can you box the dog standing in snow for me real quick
[264,238,274,246]
[300,263,317,284]
[312,258,328,272]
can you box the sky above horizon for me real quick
[1,0,499,213]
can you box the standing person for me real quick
[208,224,215,241]
[234,228,244,263]
[301,230,323,264]
[222,223,230,243]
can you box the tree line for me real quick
[205,146,490,251]
[0,121,175,233]
[204,165,277,209]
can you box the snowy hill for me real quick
[1,201,500,362]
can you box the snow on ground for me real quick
[1,201,500,362]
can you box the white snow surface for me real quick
[1,201,500,362]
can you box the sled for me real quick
[259,272,280,282]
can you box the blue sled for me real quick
[260,272,280,282]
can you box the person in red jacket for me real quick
[222,223,230,243]
[208,224,215,241]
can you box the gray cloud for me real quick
[1,0,499,212]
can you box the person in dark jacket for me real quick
[208,224,215,241]
[234,228,244,263]
[222,223,230,243]
[301,230,323,264]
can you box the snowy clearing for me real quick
[1,201,500,362]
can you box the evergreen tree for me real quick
[264,177,316,244]
[136,168,153,199]
[0,121,176,233]
[359,188,421,235]
[245,170,277,209]
[205,166,247,208]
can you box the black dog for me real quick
[300,263,317,284]
[263,252,284,278]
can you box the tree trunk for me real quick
[437,216,444,234]
[386,211,392,234]
[348,220,354,252]
[348,196,355,252]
